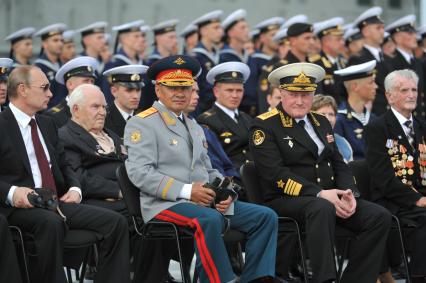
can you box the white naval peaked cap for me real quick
[222,9,247,31]
[192,10,223,27]
[272,28,288,43]
[386,14,416,35]
[254,17,285,32]
[334,60,376,81]
[103,64,149,88]
[62,30,76,43]
[314,17,344,37]
[78,21,108,36]
[353,6,383,29]
[35,23,67,39]
[206,61,250,85]
[55,56,99,85]
[268,62,325,92]
[112,20,145,33]
[179,23,198,38]
[5,27,36,43]
[282,15,308,29]
[152,19,179,35]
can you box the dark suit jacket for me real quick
[58,120,126,200]
[249,104,357,202]
[365,110,426,214]
[348,47,391,116]
[389,49,425,119]
[0,108,80,216]
[197,104,252,169]
[43,99,71,128]
[105,103,127,139]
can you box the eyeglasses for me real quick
[20,83,51,92]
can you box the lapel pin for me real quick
[288,140,293,148]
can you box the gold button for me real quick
[245,160,249,164]
[242,149,246,154]
[315,164,319,169]
[327,162,331,167]
[331,176,334,180]
[317,178,321,183]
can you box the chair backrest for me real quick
[240,161,264,204]
[116,164,142,219]
[348,159,371,201]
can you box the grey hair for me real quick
[384,69,418,92]
[68,83,101,110]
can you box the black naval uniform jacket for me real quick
[249,104,358,202]
[197,104,253,169]
[348,47,392,116]
[44,98,71,128]
[389,49,426,119]
[58,120,126,200]
[309,51,344,105]
[365,110,426,214]
[105,103,127,139]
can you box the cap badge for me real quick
[131,74,140,81]
[231,71,237,78]
[87,66,93,72]
[174,57,186,65]
[293,72,311,84]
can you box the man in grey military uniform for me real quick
[124,55,278,283]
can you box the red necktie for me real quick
[29,119,57,192]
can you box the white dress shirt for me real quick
[396,47,414,65]
[115,101,134,121]
[215,102,239,123]
[7,103,81,205]
[391,107,414,139]
[295,116,325,155]
[364,44,382,62]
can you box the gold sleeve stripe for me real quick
[161,178,174,199]
[284,179,302,196]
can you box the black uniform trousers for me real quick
[6,202,130,283]
[0,214,23,283]
[267,197,390,283]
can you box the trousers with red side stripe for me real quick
[155,200,278,283]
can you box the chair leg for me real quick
[172,226,191,283]
[10,226,31,283]
[66,267,73,283]
[79,246,93,283]
[392,216,411,283]
[293,221,309,283]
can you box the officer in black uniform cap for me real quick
[44,56,98,127]
[0,58,13,112]
[250,62,391,283]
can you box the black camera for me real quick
[203,177,239,206]
[27,188,58,211]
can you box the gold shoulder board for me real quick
[308,54,321,62]
[136,107,158,118]
[257,108,279,120]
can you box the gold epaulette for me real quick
[50,106,62,113]
[308,54,321,62]
[136,107,158,118]
[279,59,288,65]
[257,108,279,120]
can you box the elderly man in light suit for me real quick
[124,55,278,283]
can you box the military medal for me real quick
[224,138,231,144]
[354,128,363,139]
[288,140,293,148]
[170,139,178,146]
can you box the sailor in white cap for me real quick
[348,6,389,117]
[190,10,224,115]
[251,61,390,283]
[103,65,148,138]
[60,30,76,64]
[386,15,425,119]
[78,21,108,73]
[146,19,179,66]
[309,17,346,103]
[219,9,249,64]
[44,56,99,127]
[344,27,364,57]
[0,58,13,111]
[100,33,112,65]
[4,27,35,67]
[197,61,253,169]
[179,23,198,54]
[110,20,145,60]
[333,60,377,159]
[34,23,67,107]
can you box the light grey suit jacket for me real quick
[124,101,225,222]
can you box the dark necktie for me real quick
[126,115,131,121]
[298,120,318,153]
[404,120,415,148]
[379,51,384,62]
[234,112,240,123]
[29,119,57,192]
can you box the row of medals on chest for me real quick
[387,139,426,186]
